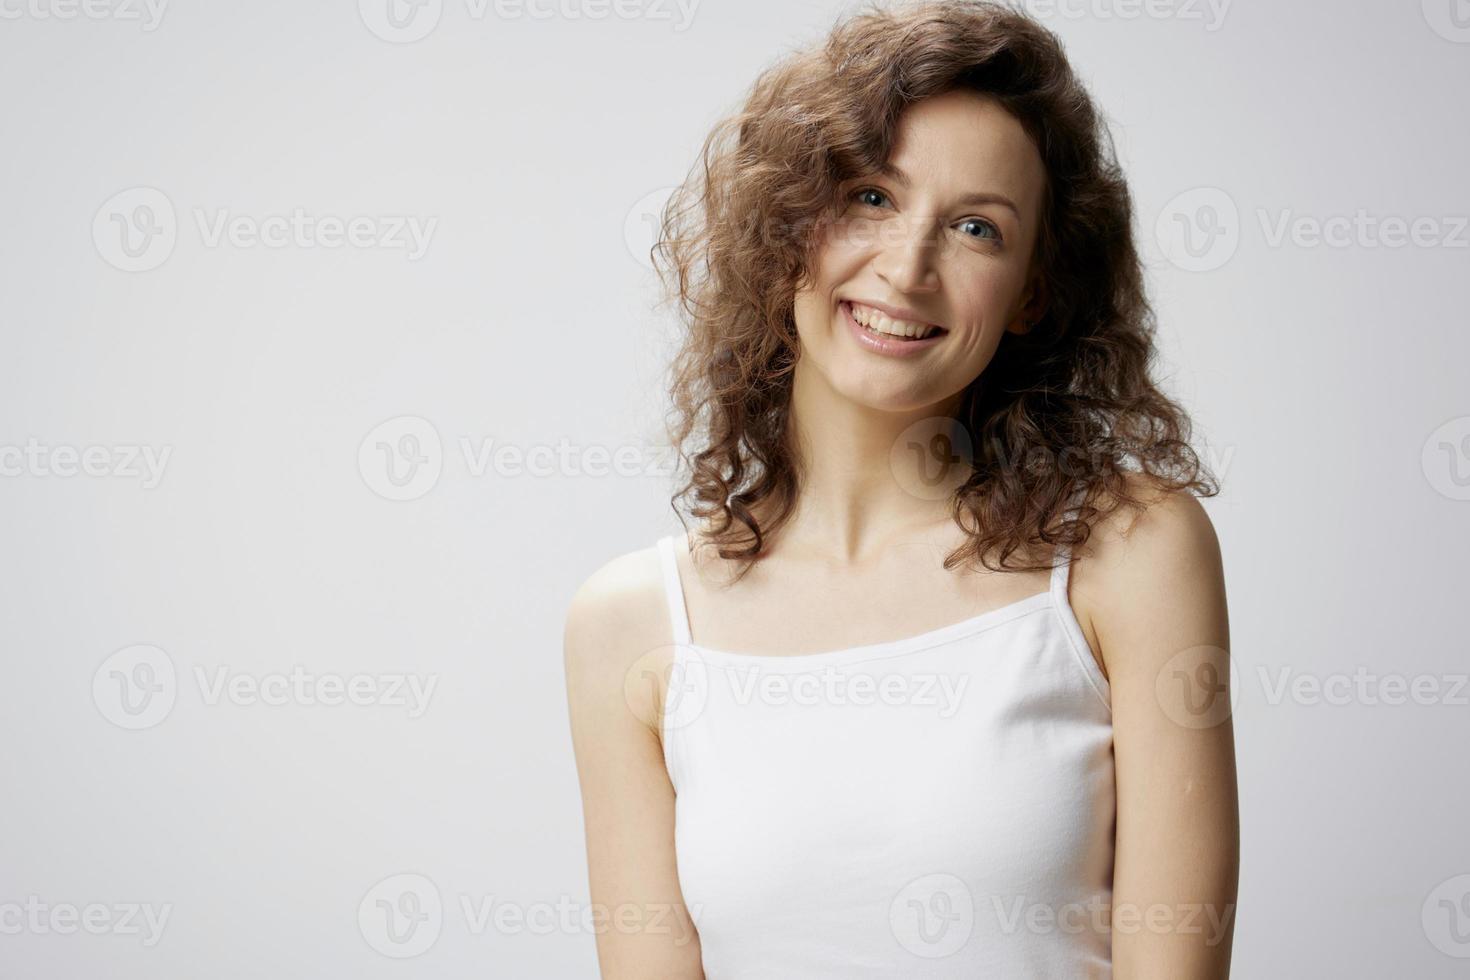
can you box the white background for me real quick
[2,0,1468,976]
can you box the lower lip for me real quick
[840,301,946,358]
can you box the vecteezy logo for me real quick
[358,0,443,43]
[1423,874,1470,957]
[624,644,710,733]
[1155,187,1239,272]
[623,186,677,271]
[1422,416,1470,501]
[92,644,178,730]
[358,415,444,501]
[93,187,177,272]
[358,873,443,958]
[1423,0,1470,42]
[889,872,974,958]
[890,417,973,502]
[1155,645,1240,729]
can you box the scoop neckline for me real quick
[681,589,1055,669]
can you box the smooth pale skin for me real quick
[565,88,1239,978]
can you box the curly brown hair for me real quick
[653,0,1218,576]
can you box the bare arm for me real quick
[1078,483,1240,978]
[564,549,705,978]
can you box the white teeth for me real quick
[848,302,938,340]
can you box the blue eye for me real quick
[959,218,1002,242]
[848,186,1005,246]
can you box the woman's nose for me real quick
[872,217,940,293]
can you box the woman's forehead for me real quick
[884,91,1046,208]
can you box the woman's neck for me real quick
[779,361,970,565]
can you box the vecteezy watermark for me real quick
[1423,874,1470,958]
[1257,209,1469,250]
[1257,666,1469,707]
[1018,0,1231,30]
[193,666,437,718]
[1155,645,1239,729]
[623,645,973,733]
[358,416,443,502]
[92,187,176,272]
[360,874,443,958]
[990,895,1235,947]
[92,644,438,730]
[626,185,844,271]
[724,666,971,718]
[1156,187,1469,271]
[192,208,436,259]
[0,897,172,947]
[0,0,167,30]
[358,0,443,42]
[0,438,171,488]
[357,0,700,42]
[1422,416,1470,501]
[93,645,177,731]
[624,185,676,270]
[633,182,1067,272]
[1156,655,1469,719]
[1422,0,1470,43]
[886,416,1238,503]
[92,187,437,272]
[357,415,676,501]
[459,894,700,944]
[1155,187,1240,272]
[890,416,973,502]
[622,644,709,733]
[358,872,702,958]
[458,437,673,480]
[890,873,974,958]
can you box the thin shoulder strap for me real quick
[1049,484,1090,597]
[656,533,693,646]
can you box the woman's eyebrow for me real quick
[876,161,1021,219]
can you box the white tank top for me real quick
[655,525,1115,978]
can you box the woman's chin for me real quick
[795,343,967,415]
[827,369,952,415]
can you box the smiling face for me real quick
[792,88,1049,413]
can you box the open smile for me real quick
[839,299,948,357]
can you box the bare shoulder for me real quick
[1079,471,1222,571]
[562,542,677,735]
[1070,472,1228,682]
[563,543,668,654]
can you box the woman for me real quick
[565,1,1239,976]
